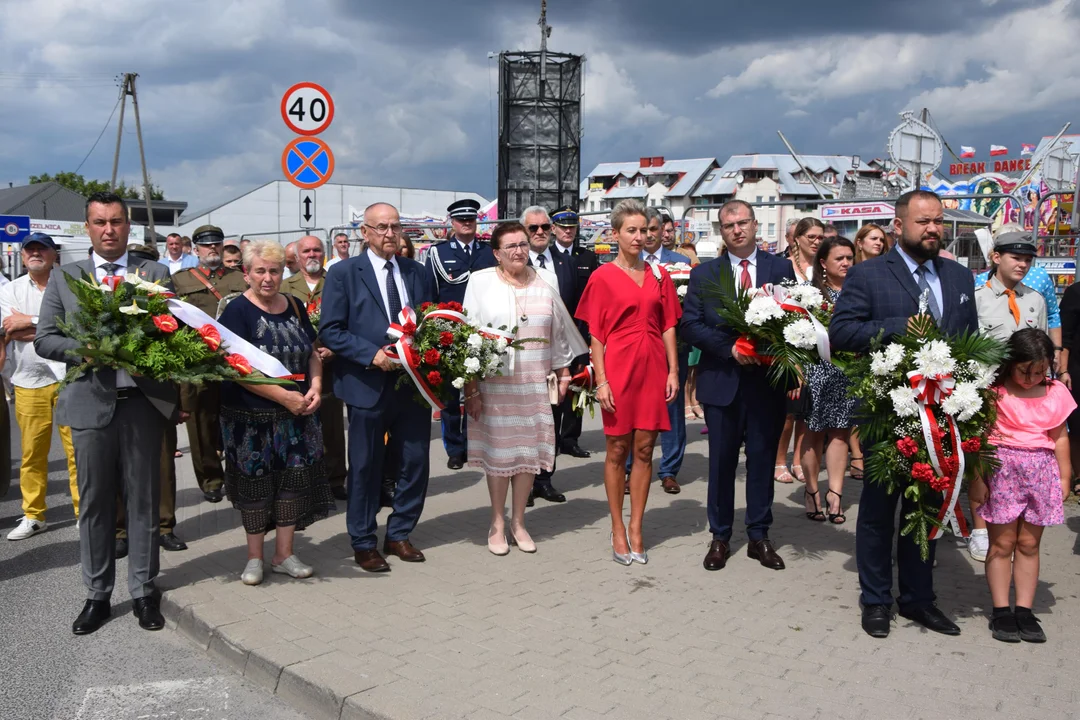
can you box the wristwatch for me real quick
[31,315,39,325]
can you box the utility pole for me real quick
[109,72,157,246]
[535,0,552,197]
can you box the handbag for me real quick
[546,372,559,405]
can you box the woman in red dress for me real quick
[575,199,681,565]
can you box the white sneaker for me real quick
[7,517,47,541]
[271,555,313,579]
[968,530,989,562]
[241,559,264,586]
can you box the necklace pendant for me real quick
[519,313,529,325]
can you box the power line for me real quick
[73,93,123,175]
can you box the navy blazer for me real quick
[319,252,438,409]
[830,247,978,353]
[681,251,796,407]
[425,237,496,305]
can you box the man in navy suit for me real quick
[524,205,575,504]
[548,206,596,459]
[627,207,693,495]
[831,190,978,639]
[320,202,439,572]
[682,200,794,572]
[425,198,496,470]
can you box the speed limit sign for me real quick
[280,82,334,136]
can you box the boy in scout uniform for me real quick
[171,225,249,503]
[282,235,348,500]
[974,231,1047,342]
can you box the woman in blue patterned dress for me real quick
[799,235,857,524]
[218,240,334,586]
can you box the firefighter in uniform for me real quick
[283,235,348,500]
[425,198,496,469]
[172,225,248,502]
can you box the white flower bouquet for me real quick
[845,313,1008,559]
[712,279,837,388]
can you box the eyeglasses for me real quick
[527,224,551,234]
[500,242,530,252]
[363,223,402,236]
[720,219,754,232]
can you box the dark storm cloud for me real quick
[345,0,1051,55]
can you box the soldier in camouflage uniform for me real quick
[171,225,248,503]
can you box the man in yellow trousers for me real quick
[1,233,79,540]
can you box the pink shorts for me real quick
[977,446,1064,526]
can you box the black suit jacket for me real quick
[681,251,796,407]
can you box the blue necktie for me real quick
[385,261,403,320]
[915,265,941,321]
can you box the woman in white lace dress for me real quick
[462,222,588,556]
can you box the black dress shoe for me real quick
[526,492,535,507]
[115,538,129,559]
[703,539,731,571]
[203,487,223,503]
[862,604,892,638]
[561,443,590,458]
[133,596,165,631]
[899,604,961,636]
[331,486,348,501]
[532,484,566,503]
[447,455,466,470]
[159,532,187,552]
[747,538,786,570]
[73,599,111,635]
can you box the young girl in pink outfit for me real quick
[971,328,1075,643]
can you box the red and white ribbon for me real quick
[384,307,446,411]
[905,370,970,540]
[756,284,831,363]
[167,298,293,378]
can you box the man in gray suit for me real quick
[35,192,179,635]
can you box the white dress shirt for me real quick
[0,274,67,389]
[166,254,185,274]
[728,248,759,288]
[529,248,560,294]
[367,248,410,318]
[895,244,943,313]
[643,247,663,265]
[92,251,136,387]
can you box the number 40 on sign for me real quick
[280,82,334,136]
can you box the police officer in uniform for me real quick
[425,198,496,469]
[283,235,348,500]
[171,225,248,502]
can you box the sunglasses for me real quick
[527,223,551,234]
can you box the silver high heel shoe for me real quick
[611,532,632,566]
[627,531,648,565]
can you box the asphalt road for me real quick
[0,413,308,720]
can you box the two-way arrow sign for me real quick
[299,190,316,228]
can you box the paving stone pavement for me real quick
[159,414,1080,720]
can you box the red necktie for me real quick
[739,259,752,290]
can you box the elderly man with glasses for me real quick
[424,198,496,470]
[321,202,439,572]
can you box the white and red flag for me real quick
[959,146,976,159]
[989,145,1008,157]
[1020,143,1036,156]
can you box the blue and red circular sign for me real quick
[281,137,335,189]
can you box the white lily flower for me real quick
[119,300,148,315]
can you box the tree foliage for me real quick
[29,171,164,201]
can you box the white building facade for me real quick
[168,181,487,244]
[579,157,719,222]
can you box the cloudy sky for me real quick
[2,0,1078,214]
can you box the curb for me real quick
[161,587,404,720]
